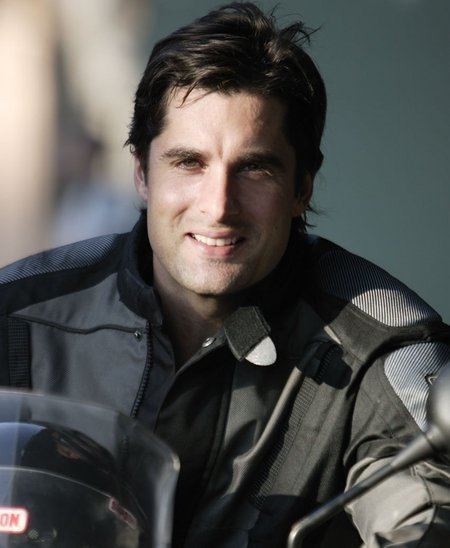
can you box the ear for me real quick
[292,173,313,217]
[133,156,148,202]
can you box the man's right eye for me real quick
[175,158,202,169]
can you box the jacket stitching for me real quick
[12,314,141,335]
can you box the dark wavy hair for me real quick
[126,2,326,231]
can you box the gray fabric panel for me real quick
[316,249,440,327]
[0,234,118,285]
[30,321,148,416]
[15,274,146,331]
[385,342,450,431]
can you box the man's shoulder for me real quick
[0,232,128,315]
[304,234,441,327]
[0,233,125,286]
[301,235,447,364]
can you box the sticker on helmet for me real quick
[108,498,137,530]
[0,507,29,534]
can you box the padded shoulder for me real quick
[384,341,450,430]
[0,233,121,287]
[308,236,441,327]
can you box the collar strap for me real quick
[224,306,277,366]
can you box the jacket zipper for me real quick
[130,322,153,418]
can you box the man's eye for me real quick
[175,158,202,169]
[240,164,272,176]
[244,163,262,171]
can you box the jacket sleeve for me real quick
[344,341,450,547]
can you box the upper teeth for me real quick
[193,234,239,246]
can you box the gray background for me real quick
[145,0,449,320]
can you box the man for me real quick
[1,3,450,546]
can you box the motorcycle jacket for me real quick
[1,216,450,547]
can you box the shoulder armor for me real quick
[384,341,450,430]
[308,236,440,327]
[0,233,119,286]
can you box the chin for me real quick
[189,284,242,298]
[184,274,252,297]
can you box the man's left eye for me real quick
[241,164,272,177]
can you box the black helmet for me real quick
[0,391,179,548]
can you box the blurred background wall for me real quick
[0,0,448,319]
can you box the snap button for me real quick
[134,330,143,340]
[202,337,215,348]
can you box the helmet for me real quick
[0,391,179,548]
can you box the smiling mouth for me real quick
[189,233,245,247]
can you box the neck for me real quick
[156,281,241,368]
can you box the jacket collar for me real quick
[117,215,164,327]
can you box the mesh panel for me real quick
[0,234,118,286]
[385,342,450,431]
[316,249,440,327]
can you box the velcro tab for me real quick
[224,307,275,365]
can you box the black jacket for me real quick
[1,217,450,547]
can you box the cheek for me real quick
[147,177,191,219]
[241,188,295,228]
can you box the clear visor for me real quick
[0,390,179,548]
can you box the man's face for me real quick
[134,89,309,299]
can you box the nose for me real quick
[196,167,240,221]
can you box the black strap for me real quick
[7,317,31,388]
[251,374,320,509]
[250,342,337,509]
[224,306,271,360]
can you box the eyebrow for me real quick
[159,147,203,162]
[235,151,285,170]
[159,147,286,170]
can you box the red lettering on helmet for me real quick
[9,514,19,527]
[0,507,28,534]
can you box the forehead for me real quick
[157,88,288,148]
